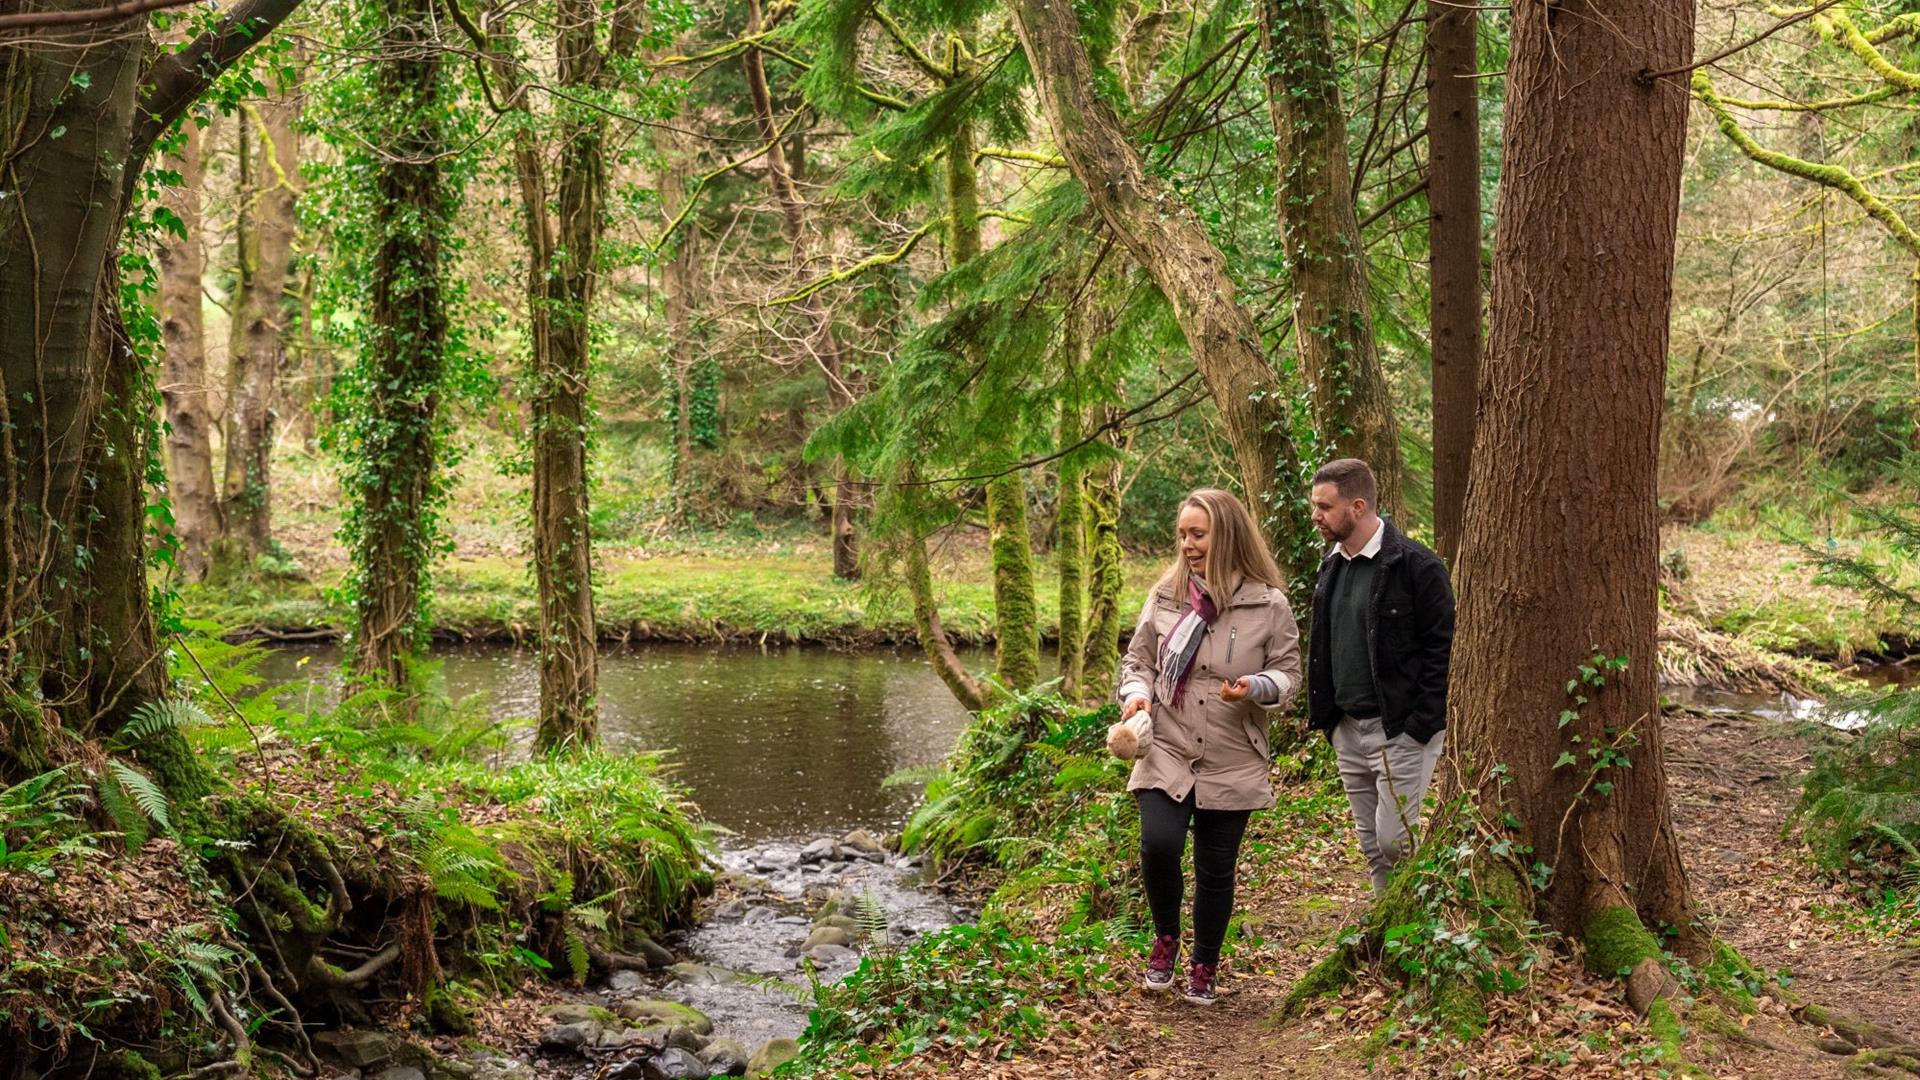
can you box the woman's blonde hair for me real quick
[1155,487,1287,601]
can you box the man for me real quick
[1306,459,1455,894]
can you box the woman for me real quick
[1111,488,1301,1004]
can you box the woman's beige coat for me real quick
[1116,579,1303,811]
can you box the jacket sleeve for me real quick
[1407,555,1456,731]
[1253,592,1304,711]
[1116,595,1159,704]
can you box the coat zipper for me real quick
[1226,626,1236,664]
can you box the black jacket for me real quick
[1307,519,1455,743]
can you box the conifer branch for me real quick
[767,219,942,305]
[648,108,807,252]
[975,147,1065,167]
[874,4,951,81]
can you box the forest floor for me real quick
[847,706,1919,1079]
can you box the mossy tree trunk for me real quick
[744,0,860,580]
[904,527,987,710]
[160,117,220,583]
[1258,0,1404,514]
[1449,0,1699,972]
[348,0,458,694]
[1426,0,1481,565]
[0,0,303,776]
[1054,302,1088,698]
[1010,0,1318,586]
[1079,414,1125,703]
[220,87,300,567]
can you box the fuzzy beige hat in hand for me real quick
[1106,709,1153,760]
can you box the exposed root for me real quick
[308,941,401,987]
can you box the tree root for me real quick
[1795,1002,1920,1058]
[308,942,402,987]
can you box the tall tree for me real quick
[1009,0,1319,582]
[0,0,303,772]
[160,117,221,582]
[343,0,461,693]
[743,0,860,580]
[1425,0,1480,564]
[220,86,301,565]
[1054,291,1088,698]
[1448,0,1698,983]
[1259,0,1405,513]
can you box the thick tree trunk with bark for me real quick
[904,531,986,710]
[1426,0,1481,564]
[1079,418,1125,703]
[221,92,298,564]
[1258,0,1404,514]
[350,0,456,693]
[1054,300,1088,698]
[1,0,302,773]
[1449,0,1698,967]
[1010,0,1318,581]
[744,0,859,580]
[160,119,220,582]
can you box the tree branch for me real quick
[0,0,199,30]
[767,219,941,305]
[1638,0,1846,83]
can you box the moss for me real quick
[1845,1049,1920,1076]
[424,983,476,1035]
[1582,905,1665,977]
[101,1051,163,1080]
[1359,1016,1398,1062]
[1430,976,1488,1040]
[1274,943,1356,1021]
[1702,940,1762,1014]
[986,471,1041,691]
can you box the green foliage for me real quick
[1797,688,1920,899]
[0,766,101,877]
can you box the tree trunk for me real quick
[1010,0,1318,583]
[1079,418,1125,703]
[1258,0,1405,514]
[525,0,608,751]
[904,532,986,710]
[663,139,700,523]
[349,0,456,693]
[1449,0,1698,967]
[160,118,220,582]
[221,90,298,564]
[946,66,1040,693]
[1055,302,1088,699]
[743,0,859,580]
[1426,0,1481,564]
[1,0,302,772]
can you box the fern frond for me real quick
[120,699,211,745]
[108,760,171,832]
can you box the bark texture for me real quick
[220,92,298,564]
[160,118,220,582]
[1054,299,1088,698]
[1449,0,1698,952]
[1426,0,1481,564]
[350,0,455,693]
[1259,0,1404,513]
[1079,418,1125,703]
[1010,0,1318,581]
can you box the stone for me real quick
[816,914,860,933]
[669,962,743,987]
[800,944,859,967]
[316,1030,398,1069]
[609,970,647,992]
[801,926,853,951]
[644,1047,711,1079]
[711,898,749,921]
[797,838,836,864]
[740,905,778,925]
[540,1003,615,1025]
[772,915,807,926]
[372,1069,424,1080]
[633,935,677,969]
[838,829,885,855]
[614,999,714,1036]
[457,1054,534,1080]
[698,1038,750,1077]
[747,1038,800,1076]
[537,1020,603,1052]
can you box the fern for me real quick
[855,890,890,950]
[117,699,211,746]
[93,770,150,848]
[107,760,171,832]
[564,928,590,982]
[880,763,949,789]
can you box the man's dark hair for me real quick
[1312,458,1378,507]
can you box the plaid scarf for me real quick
[1155,575,1218,708]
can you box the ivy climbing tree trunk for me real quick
[1258,0,1404,514]
[1449,0,1700,988]
[221,88,299,566]
[1426,0,1480,565]
[160,117,220,583]
[0,0,304,775]
[1010,0,1318,583]
[347,0,459,694]
[744,0,859,580]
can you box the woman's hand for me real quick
[1219,676,1252,702]
[1122,695,1150,720]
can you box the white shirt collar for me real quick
[1331,516,1384,561]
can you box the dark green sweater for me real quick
[1328,555,1380,718]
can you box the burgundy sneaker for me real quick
[1144,934,1179,992]
[1183,961,1218,1005]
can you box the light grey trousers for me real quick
[1332,715,1445,894]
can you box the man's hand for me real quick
[1219,676,1252,702]
[1122,695,1150,720]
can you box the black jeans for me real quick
[1135,788,1252,966]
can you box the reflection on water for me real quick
[255,644,976,843]
[1666,660,1917,731]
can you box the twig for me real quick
[0,0,199,30]
[1638,0,1848,84]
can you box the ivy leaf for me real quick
[1553,751,1578,770]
